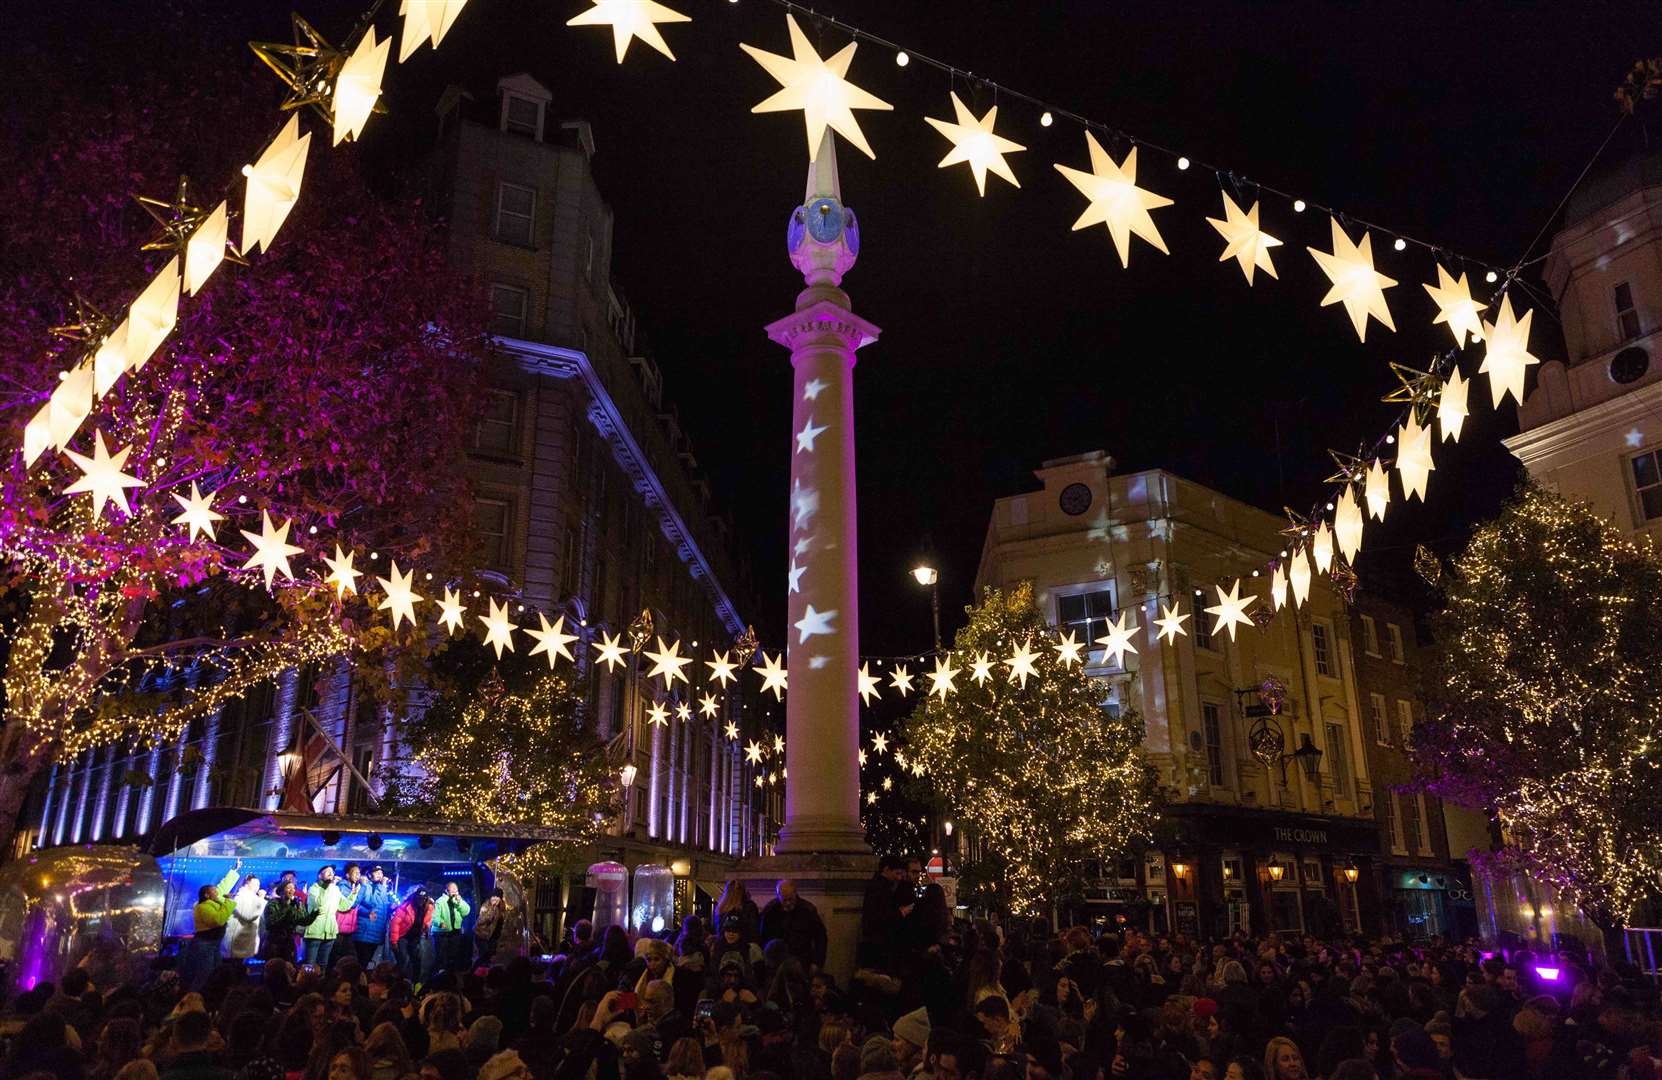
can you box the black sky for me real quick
[32,1,1661,655]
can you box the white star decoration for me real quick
[321,544,362,600]
[858,749,867,767]
[375,560,423,630]
[745,740,764,764]
[858,662,881,705]
[396,0,469,63]
[528,613,579,668]
[478,597,517,658]
[1365,458,1390,521]
[924,91,1024,196]
[1423,265,1485,348]
[970,651,993,686]
[240,510,303,591]
[1154,602,1190,645]
[866,790,878,805]
[1308,220,1397,341]
[927,656,959,701]
[648,701,670,727]
[566,0,688,63]
[1271,564,1288,610]
[1335,487,1364,563]
[593,630,628,672]
[1205,580,1257,641]
[1479,295,1539,407]
[773,734,785,754]
[644,636,692,687]
[803,378,826,400]
[1394,412,1436,501]
[786,562,805,593]
[889,663,914,697]
[1004,639,1039,688]
[740,14,893,161]
[870,731,889,754]
[881,776,893,792]
[170,482,223,541]
[1289,546,1312,607]
[794,604,836,642]
[64,431,144,521]
[724,721,739,740]
[706,650,738,687]
[1439,367,1470,442]
[676,701,693,722]
[1052,629,1085,668]
[331,26,390,146]
[699,693,720,719]
[1312,520,1334,574]
[1206,193,1281,285]
[1054,137,1172,267]
[756,651,788,700]
[1096,610,1140,667]
[795,416,827,453]
[437,588,466,636]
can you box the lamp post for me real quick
[911,565,941,652]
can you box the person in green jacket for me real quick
[302,864,359,973]
[182,859,240,989]
[432,881,471,973]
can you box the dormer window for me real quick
[501,92,543,139]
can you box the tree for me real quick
[900,582,1154,916]
[0,10,490,850]
[1411,486,1662,941]
[396,664,620,882]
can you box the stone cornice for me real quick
[1504,379,1662,466]
[765,299,881,353]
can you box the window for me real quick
[1360,613,1380,656]
[1633,449,1662,521]
[585,233,596,282]
[473,497,513,571]
[1386,623,1405,663]
[472,388,519,456]
[562,525,580,596]
[502,93,543,138]
[1311,621,1334,676]
[1616,281,1641,341]
[1326,722,1350,797]
[489,284,528,337]
[1385,792,1403,853]
[1400,791,1425,855]
[1193,594,1215,649]
[1201,702,1225,788]
[1396,700,1415,747]
[1055,586,1116,653]
[1369,692,1391,746]
[494,181,536,246]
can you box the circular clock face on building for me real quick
[1611,346,1650,385]
[1059,482,1093,516]
[805,197,844,244]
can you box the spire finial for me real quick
[805,128,842,205]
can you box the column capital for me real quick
[765,300,881,355]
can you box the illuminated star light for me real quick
[756,651,788,700]
[1004,639,1040,688]
[1054,136,1172,267]
[644,635,693,686]
[773,734,785,754]
[478,597,518,658]
[927,655,960,701]
[1206,192,1282,285]
[970,651,993,686]
[437,588,467,635]
[724,721,740,740]
[170,481,224,541]
[676,701,693,722]
[1312,520,1334,574]
[375,560,423,629]
[787,561,805,593]
[321,544,362,600]
[397,0,470,62]
[802,377,826,400]
[866,790,878,805]
[1096,610,1139,666]
[1479,295,1540,407]
[1308,219,1397,342]
[1154,602,1190,645]
[1052,630,1085,668]
[740,14,894,160]
[528,613,579,668]
[331,26,390,145]
[240,510,303,591]
[593,630,628,672]
[924,91,1025,196]
[871,731,889,755]
[1365,458,1390,522]
[1439,367,1470,443]
[648,701,670,727]
[1394,413,1436,501]
[794,604,837,642]
[1205,580,1258,641]
[889,663,915,697]
[1334,487,1364,562]
[744,740,765,765]
[858,662,882,705]
[566,0,689,62]
[1289,546,1312,607]
[64,431,145,521]
[895,750,908,769]
[858,749,867,767]
[706,649,738,686]
[881,776,893,792]
[795,416,827,453]
[240,114,311,255]
[1423,264,1486,347]
[699,693,720,719]
[1271,564,1289,610]
[760,775,770,789]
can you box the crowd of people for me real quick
[0,853,1658,1080]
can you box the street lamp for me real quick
[1267,862,1286,883]
[942,820,953,837]
[1344,864,1360,883]
[1291,734,1324,781]
[911,564,941,652]
[620,763,637,788]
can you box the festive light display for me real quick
[740,14,893,161]
[1423,265,1486,348]
[566,0,689,63]
[1206,193,1281,285]
[1307,220,1396,341]
[1479,295,1540,407]
[924,92,1025,196]
[1439,367,1470,442]
[1096,609,1139,667]
[902,583,1152,913]
[62,431,145,521]
[1054,138,1172,267]
[1204,579,1257,641]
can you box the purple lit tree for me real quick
[0,20,490,850]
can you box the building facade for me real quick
[976,452,1381,940]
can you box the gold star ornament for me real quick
[567,0,689,63]
[1206,193,1281,285]
[924,92,1025,196]
[1308,220,1397,341]
[741,14,893,160]
[1055,137,1172,267]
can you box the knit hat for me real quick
[892,1007,930,1050]
[1392,1027,1440,1070]
[860,1034,897,1073]
[1192,997,1219,1021]
[477,1051,530,1080]
[467,1015,504,1052]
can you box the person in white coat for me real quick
[225,875,268,961]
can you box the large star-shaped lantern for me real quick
[567,0,689,62]
[1394,413,1436,501]
[1479,295,1540,407]
[1154,602,1190,645]
[1205,580,1258,641]
[321,544,362,600]
[756,651,789,700]
[64,431,145,521]
[644,635,692,687]
[375,560,424,630]
[858,662,881,705]
[528,613,579,668]
[592,630,628,672]
[1308,220,1397,341]
[1004,639,1040,688]
[1423,265,1485,348]
[1206,192,1281,285]
[240,510,304,591]
[741,14,893,160]
[1096,609,1140,666]
[924,92,1024,195]
[478,597,518,658]
[1439,367,1470,442]
[1054,137,1172,267]
[437,588,467,636]
[889,663,915,697]
[170,481,224,541]
[927,656,960,701]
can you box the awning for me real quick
[147,807,566,862]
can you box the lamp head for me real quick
[911,565,938,587]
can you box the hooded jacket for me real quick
[192,868,242,939]
[390,894,434,944]
[303,878,360,941]
[226,882,268,959]
[354,879,395,944]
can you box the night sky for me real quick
[32,2,1659,655]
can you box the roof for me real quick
[147,807,568,860]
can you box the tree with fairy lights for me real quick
[901,582,1154,918]
[396,662,620,882]
[0,23,490,850]
[1411,486,1662,948]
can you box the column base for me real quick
[775,816,870,856]
[731,849,877,985]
